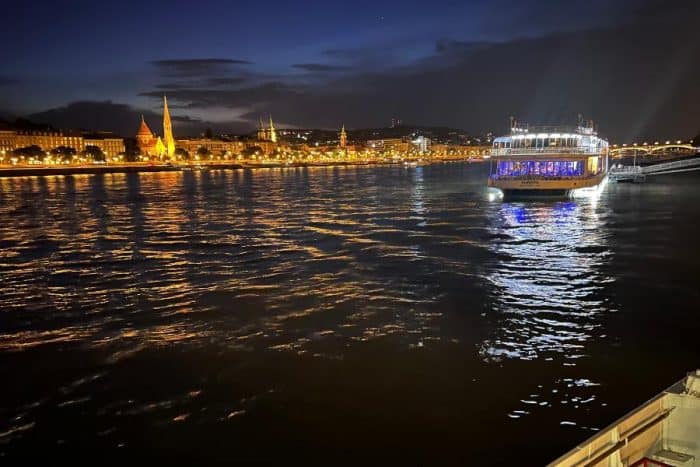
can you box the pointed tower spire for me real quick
[339,124,347,148]
[162,95,175,158]
[155,136,166,157]
[268,115,277,143]
[258,117,266,140]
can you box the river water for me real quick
[0,163,698,464]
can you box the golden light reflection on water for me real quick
[2,166,699,456]
[0,168,458,355]
[0,167,616,373]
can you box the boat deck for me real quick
[550,370,700,467]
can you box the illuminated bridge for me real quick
[610,144,698,157]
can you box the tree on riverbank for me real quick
[12,145,45,160]
[196,146,211,159]
[241,145,262,158]
[50,146,77,162]
[82,145,105,162]
[174,148,190,160]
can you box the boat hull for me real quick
[488,172,607,198]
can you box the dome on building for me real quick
[136,115,157,156]
[137,115,153,137]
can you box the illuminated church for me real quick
[135,95,175,158]
[257,116,277,143]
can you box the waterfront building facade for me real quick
[366,138,410,153]
[0,130,16,154]
[176,138,246,158]
[83,137,125,156]
[15,131,85,152]
[411,135,431,153]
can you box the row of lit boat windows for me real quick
[494,137,589,149]
[495,160,584,177]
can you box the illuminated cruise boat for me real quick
[488,121,609,197]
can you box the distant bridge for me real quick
[610,144,698,157]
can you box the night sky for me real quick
[1,0,698,141]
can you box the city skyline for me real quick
[1,0,699,142]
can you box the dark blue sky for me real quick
[1,0,699,141]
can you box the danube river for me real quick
[1,163,698,464]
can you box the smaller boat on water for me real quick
[550,369,700,467]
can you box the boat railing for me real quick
[610,165,643,173]
[490,148,603,156]
[509,125,597,135]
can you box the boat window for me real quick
[497,160,585,177]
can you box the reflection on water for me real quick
[478,198,616,425]
[0,168,455,355]
[1,165,699,463]
[481,200,613,362]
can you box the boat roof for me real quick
[493,125,607,144]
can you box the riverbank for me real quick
[0,158,478,178]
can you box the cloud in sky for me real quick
[291,63,351,72]
[3,0,700,141]
[26,101,247,137]
[150,59,253,77]
[139,12,700,141]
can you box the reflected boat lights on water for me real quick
[569,174,608,201]
[481,199,612,422]
[480,199,611,363]
[487,188,504,202]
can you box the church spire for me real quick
[339,124,347,148]
[162,95,175,158]
[268,115,277,143]
[258,117,266,140]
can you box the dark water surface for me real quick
[1,163,698,464]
